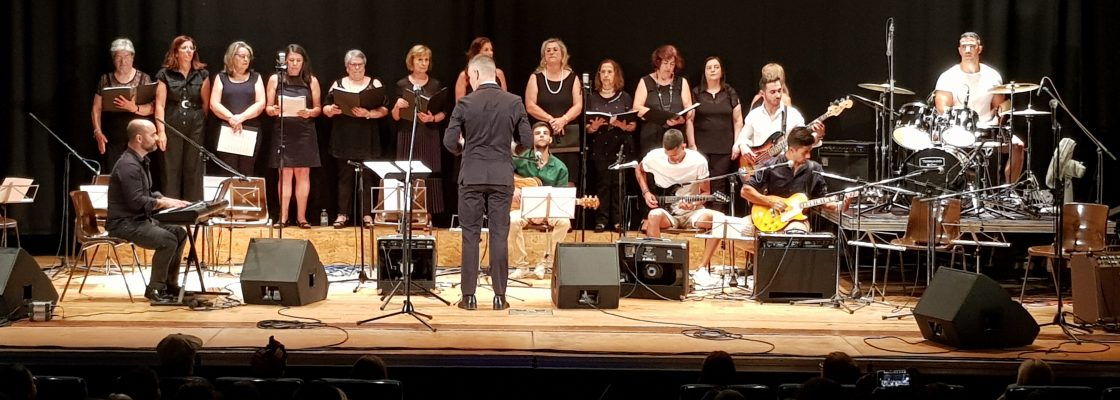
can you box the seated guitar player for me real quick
[740,126,847,234]
[509,122,571,279]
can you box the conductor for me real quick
[444,55,534,310]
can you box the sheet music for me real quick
[393,161,432,175]
[380,178,405,212]
[279,95,306,117]
[216,124,258,156]
[521,186,576,219]
[80,184,108,210]
[708,214,752,240]
[364,161,402,179]
[0,177,34,203]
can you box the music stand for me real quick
[0,178,38,248]
[520,186,576,276]
[695,215,753,294]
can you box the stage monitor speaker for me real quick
[753,232,837,302]
[913,268,1039,348]
[376,235,436,294]
[552,243,620,309]
[240,238,328,306]
[0,248,59,319]
[617,238,690,300]
[1070,252,1120,323]
[815,141,873,189]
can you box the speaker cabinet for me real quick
[753,232,837,302]
[0,248,59,318]
[1070,252,1120,323]
[617,238,690,300]
[240,238,328,306]
[815,141,873,189]
[375,235,436,294]
[914,268,1039,348]
[552,243,620,309]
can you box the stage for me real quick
[3,225,1120,385]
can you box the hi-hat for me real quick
[858,82,915,95]
[989,82,1040,94]
[1000,107,1052,117]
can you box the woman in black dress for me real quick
[323,49,389,228]
[632,44,694,155]
[391,45,445,215]
[585,59,636,232]
[524,38,583,185]
[154,35,211,200]
[453,37,507,101]
[265,44,322,229]
[210,40,265,176]
[91,38,154,170]
[691,56,743,214]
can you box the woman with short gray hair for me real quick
[91,38,154,168]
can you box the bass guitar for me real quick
[750,192,856,233]
[739,97,853,173]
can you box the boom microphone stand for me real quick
[29,113,101,271]
[274,54,288,238]
[579,72,591,242]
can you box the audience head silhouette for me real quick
[351,355,389,380]
[699,351,736,385]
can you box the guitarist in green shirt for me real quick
[509,122,571,279]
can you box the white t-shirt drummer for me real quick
[934,63,1003,128]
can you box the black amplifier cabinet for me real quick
[376,234,436,294]
[815,140,874,185]
[617,237,690,300]
[753,232,837,302]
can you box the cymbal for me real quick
[858,82,915,95]
[1000,107,1052,117]
[989,82,1040,94]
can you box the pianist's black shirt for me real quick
[107,148,161,224]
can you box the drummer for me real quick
[933,31,1025,187]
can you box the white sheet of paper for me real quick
[708,214,752,239]
[216,125,258,157]
[280,95,306,118]
[393,160,432,175]
[0,177,34,203]
[379,178,405,212]
[79,184,108,210]
[520,186,576,219]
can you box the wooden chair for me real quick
[208,177,272,272]
[1021,202,1109,302]
[61,190,141,302]
[888,197,965,287]
[373,178,431,231]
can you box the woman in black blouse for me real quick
[91,38,154,170]
[454,37,507,101]
[323,49,389,227]
[633,44,694,155]
[585,59,636,232]
[210,41,265,176]
[264,44,322,229]
[691,56,742,213]
[524,38,583,184]
[391,45,446,216]
[154,35,211,201]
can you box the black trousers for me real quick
[107,218,187,290]
[706,153,737,215]
[458,184,512,296]
[589,158,622,227]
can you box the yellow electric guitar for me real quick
[751,192,855,232]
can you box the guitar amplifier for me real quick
[1070,252,1120,323]
[753,232,837,302]
[617,237,691,300]
[376,235,436,294]
[815,140,874,186]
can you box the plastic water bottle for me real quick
[320,209,329,226]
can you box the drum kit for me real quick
[856,80,1052,216]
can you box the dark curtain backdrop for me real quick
[4,0,1116,248]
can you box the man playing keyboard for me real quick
[107,119,190,304]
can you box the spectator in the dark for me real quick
[0,364,36,400]
[821,351,861,384]
[222,380,261,400]
[1015,358,1054,386]
[156,333,203,377]
[113,366,161,400]
[699,350,736,385]
[351,355,388,380]
[249,335,287,378]
[797,377,842,400]
[292,380,347,400]
[173,381,217,400]
[711,389,747,400]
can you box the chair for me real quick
[321,378,404,400]
[1101,386,1120,400]
[373,178,431,230]
[61,190,142,302]
[777,383,857,400]
[1003,385,1097,400]
[34,375,88,400]
[208,177,272,271]
[160,376,209,399]
[679,383,771,400]
[1022,203,1109,302]
[214,377,303,399]
[0,177,37,248]
[888,197,965,287]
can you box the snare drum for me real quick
[939,108,978,147]
[973,125,1009,148]
[892,102,934,151]
[901,147,973,193]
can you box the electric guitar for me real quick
[511,175,600,211]
[738,97,854,173]
[647,182,730,214]
[750,192,856,233]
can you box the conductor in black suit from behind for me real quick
[444,54,533,310]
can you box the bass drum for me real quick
[901,147,973,193]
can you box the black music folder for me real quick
[332,86,387,117]
[100,82,157,112]
[399,87,448,121]
[642,102,700,125]
[586,110,639,125]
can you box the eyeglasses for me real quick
[959,44,979,49]
[348,63,365,67]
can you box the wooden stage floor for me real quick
[3,226,1120,379]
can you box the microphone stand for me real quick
[579,73,591,242]
[347,160,371,293]
[1041,84,1116,203]
[885,17,896,182]
[275,64,288,238]
[29,113,101,271]
[608,156,638,238]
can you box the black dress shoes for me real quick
[594,224,606,233]
[458,294,477,310]
[144,287,177,304]
[493,295,509,310]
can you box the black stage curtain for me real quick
[3,0,1116,246]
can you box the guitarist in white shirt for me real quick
[733,70,825,169]
[636,129,723,268]
[741,127,841,233]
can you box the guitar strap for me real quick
[781,105,787,135]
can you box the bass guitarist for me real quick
[636,129,722,268]
[740,127,841,233]
[733,68,825,172]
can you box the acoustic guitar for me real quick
[512,175,600,211]
[739,97,853,173]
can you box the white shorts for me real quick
[649,207,710,229]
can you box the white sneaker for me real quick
[533,264,547,279]
[508,268,531,279]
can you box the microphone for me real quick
[276,51,287,70]
[582,72,591,90]
[346,160,364,167]
[963,84,971,108]
[886,18,894,57]
[1036,77,1046,96]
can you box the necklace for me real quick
[543,70,563,95]
[655,76,674,111]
